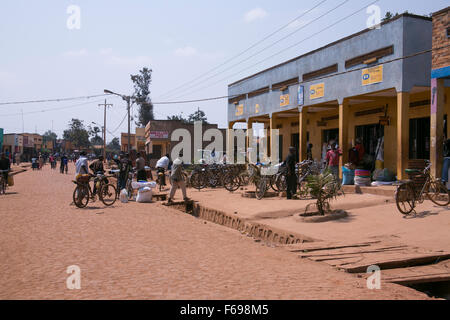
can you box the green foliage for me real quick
[167,114,188,123]
[42,130,57,145]
[106,137,121,152]
[131,67,154,127]
[187,109,208,124]
[63,119,90,149]
[306,169,340,216]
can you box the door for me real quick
[409,117,430,160]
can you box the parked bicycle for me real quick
[72,172,117,208]
[395,161,450,215]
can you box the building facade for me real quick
[228,13,450,179]
[145,120,226,166]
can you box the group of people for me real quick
[73,151,189,203]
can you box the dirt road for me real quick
[0,164,429,299]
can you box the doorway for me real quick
[355,124,384,157]
[409,117,430,160]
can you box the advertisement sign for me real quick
[235,104,244,116]
[310,83,325,100]
[255,104,260,114]
[0,128,3,151]
[298,86,304,106]
[362,65,383,86]
[280,94,290,107]
[149,131,169,139]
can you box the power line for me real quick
[0,98,111,117]
[0,93,111,107]
[172,0,381,100]
[166,0,351,101]
[157,0,330,100]
[110,111,128,134]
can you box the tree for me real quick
[106,137,121,152]
[187,108,208,124]
[131,67,154,127]
[88,125,103,146]
[63,119,90,149]
[167,114,187,123]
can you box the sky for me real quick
[0,0,448,142]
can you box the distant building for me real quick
[144,120,226,166]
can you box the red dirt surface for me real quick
[0,164,430,299]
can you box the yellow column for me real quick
[227,122,235,164]
[430,79,444,179]
[269,114,275,163]
[397,92,410,180]
[299,107,308,161]
[339,101,349,179]
[246,119,253,151]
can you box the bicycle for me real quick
[395,161,450,215]
[72,172,117,208]
[156,167,171,192]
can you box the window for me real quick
[272,77,299,91]
[302,64,338,82]
[345,46,394,69]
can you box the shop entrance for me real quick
[322,129,338,145]
[409,117,430,160]
[355,124,384,158]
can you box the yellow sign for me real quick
[362,65,383,86]
[280,94,290,107]
[255,104,260,114]
[235,104,244,116]
[310,83,325,100]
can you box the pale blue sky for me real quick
[0,0,448,141]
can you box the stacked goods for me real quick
[354,169,371,186]
[342,166,355,185]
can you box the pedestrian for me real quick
[167,157,190,204]
[60,154,68,174]
[326,143,342,180]
[136,152,147,182]
[442,139,450,185]
[0,152,11,184]
[285,146,297,200]
[114,153,132,190]
[38,153,43,170]
[15,153,20,166]
[307,143,313,161]
[75,151,89,177]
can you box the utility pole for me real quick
[98,100,113,161]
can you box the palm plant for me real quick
[305,168,341,216]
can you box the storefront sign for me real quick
[255,104,260,114]
[310,83,325,100]
[149,131,169,139]
[298,86,304,106]
[235,104,244,116]
[280,94,290,107]
[362,65,383,86]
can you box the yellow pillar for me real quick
[227,122,235,164]
[430,79,444,179]
[397,92,410,180]
[269,114,275,163]
[299,107,308,161]
[339,101,349,179]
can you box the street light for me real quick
[104,89,135,153]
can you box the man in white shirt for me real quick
[75,151,89,176]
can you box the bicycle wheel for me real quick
[223,174,240,192]
[427,180,450,206]
[276,175,287,192]
[395,183,415,215]
[270,175,279,192]
[100,184,117,206]
[190,172,205,190]
[256,179,268,200]
[73,185,89,208]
